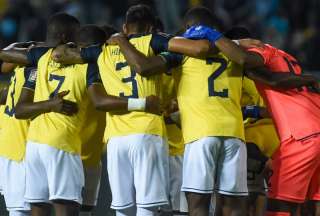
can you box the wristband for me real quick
[128,98,146,111]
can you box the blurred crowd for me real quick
[0,0,320,69]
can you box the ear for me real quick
[122,24,127,35]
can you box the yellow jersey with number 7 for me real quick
[173,53,245,143]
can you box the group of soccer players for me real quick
[0,3,318,216]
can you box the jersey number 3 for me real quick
[206,57,228,98]
[116,61,138,98]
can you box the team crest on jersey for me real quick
[28,68,37,82]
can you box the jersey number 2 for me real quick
[49,74,66,98]
[116,61,138,98]
[206,57,228,98]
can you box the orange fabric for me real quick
[249,45,320,142]
[268,135,320,203]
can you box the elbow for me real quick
[15,104,28,119]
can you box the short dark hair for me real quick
[76,25,107,47]
[47,13,80,43]
[153,17,164,32]
[183,6,222,30]
[125,4,155,30]
[224,27,251,40]
[100,24,118,39]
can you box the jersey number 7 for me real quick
[49,74,66,99]
[206,57,228,98]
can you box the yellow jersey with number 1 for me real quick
[173,53,245,144]
[96,34,165,139]
[241,77,279,157]
[0,67,30,161]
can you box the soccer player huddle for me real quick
[0,3,319,216]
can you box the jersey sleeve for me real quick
[27,47,50,67]
[80,45,103,63]
[159,51,183,70]
[247,46,271,65]
[23,67,37,90]
[86,63,102,87]
[150,33,173,55]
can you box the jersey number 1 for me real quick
[206,57,228,98]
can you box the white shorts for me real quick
[0,156,4,195]
[182,136,248,196]
[24,141,84,204]
[0,157,30,211]
[168,155,188,212]
[107,134,169,210]
[83,164,102,206]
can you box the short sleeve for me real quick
[150,33,173,55]
[81,45,103,63]
[159,51,183,70]
[27,47,50,67]
[247,47,270,65]
[86,63,102,87]
[23,67,37,90]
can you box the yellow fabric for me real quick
[27,49,90,154]
[80,100,106,167]
[241,77,279,157]
[98,34,165,139]
[162,73,184,156]
[0,67,30,161]
[174,54,245,143]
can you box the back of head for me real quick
[76,25,107,47]
[47,13,80,45]
[125,4,155,33]
[152,17,164,33]
[183,6,222,30]
[100,24,118,39]
[224,26,251,40]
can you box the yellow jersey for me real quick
[241,77,279,157]
[26,47,101,154]
[162,73,184,156]
[171,53,245,143]
[0,67,30,161]
[80,100,106,167]
[81,34,170,139]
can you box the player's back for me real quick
[98,34,165,139]
[27,48,92,154]
[249,44,320,141]
[174,53,244,143]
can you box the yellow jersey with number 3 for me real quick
[0,67,30,161]
[241,77,279,157]
[173,53,245,143]
[95,34,165,139]
[26,48,101,154]
[162,73,184,156]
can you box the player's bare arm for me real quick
[15,89,78,119]
[107,33,167,76]
[168,37,212,58]
[246,67,317,89]
[52,44,84,64]
[214,37,265,68]
[88,83,161,115]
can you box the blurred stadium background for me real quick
[0,0,320,215]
